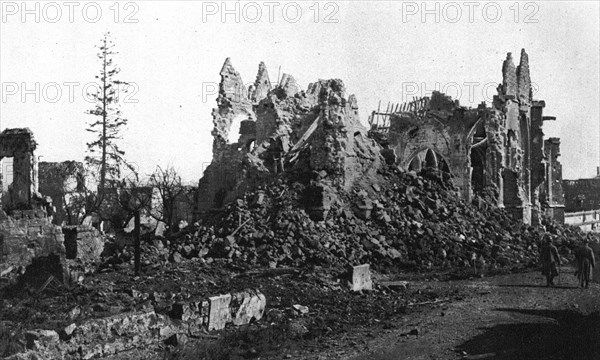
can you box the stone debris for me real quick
[208,294,232,331]
[230,289,266,326]
[6,287,266,358]
[0,217,68,284]
[351,264,373,291]
[0,53,592,359]
[181,166,570,273]
[292,304,309,315]
[370,50,564,226]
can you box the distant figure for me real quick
[575,237,596,289]
[540,234,561,287]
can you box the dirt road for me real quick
[104,265,599,360]
[340,266,600,360]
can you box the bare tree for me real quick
[148,165,187,230]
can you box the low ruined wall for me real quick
[0,217,68,282]
[62,225,104,262]
[7,289,266,359]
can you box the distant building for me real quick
[562,168,600,231]
[563,169,600,212]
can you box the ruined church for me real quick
[195,49,565,225]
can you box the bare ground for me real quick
[300,266,600,360]
[63,264,600,360]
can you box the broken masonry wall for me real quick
[493,50,534,224]
[198,59,254,215]
[196,59,384,218]
[387,92,482,200]
[0,128,39,212]
[383,49,560,225]
[254,72,313,150]
[62,225,104,262]
[211,58,256,162]
[541,138,565,223]
[0,217,69,284]
[197,59,273,216]
[250,61,272,104]
[480,109,507,207]
[529,101,547,224]
[0,129,74,285]
[308,80,382,190]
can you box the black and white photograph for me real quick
[0,1,599,359]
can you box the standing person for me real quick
[540,234,561,287]
[575,236,596,289]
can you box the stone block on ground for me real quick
[230,289,266,326]
[351,264,373,291]
[208,294,232,331]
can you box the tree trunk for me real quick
[100,36,108,193]
[134,210,141,276]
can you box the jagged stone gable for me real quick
[251,61,271,103]
[516,49,532,105]
[211,58,254,161]
[501,52,518,98]
[196,60,384,217]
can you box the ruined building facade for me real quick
[195,59,382,219]
[195,51,564,225]
[0,128,69,283]
[372,49,564,224]
[0,128,40,211]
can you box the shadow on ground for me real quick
[497,284,579,289]
[456,309,600,360]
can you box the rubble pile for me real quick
[184,58,585,275]
[147,166,578,274]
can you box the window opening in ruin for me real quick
[228,114,246,144]
[469,121,488,196]
[439,157,450,173]
[408,157,421,172]
[408,149,448,173]
[425,149,438,168]
[19,254,65,289]
[0,157,14,211]
[503,170,521,208]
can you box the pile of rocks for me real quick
[136,166,579,273]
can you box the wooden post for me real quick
[134,210,141,276]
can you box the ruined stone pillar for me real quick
[0,128,38,210]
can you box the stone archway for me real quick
[405,147,450,173]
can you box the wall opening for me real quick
[1,157,15,212]
[408,157,421,172]
[407,148,449,173]
[18,253,65,289]
[469,121,488,196]
[425,149,438,168]
[63,227,78,259]
[228,114,246,144]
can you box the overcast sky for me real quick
[1,1,599,183]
